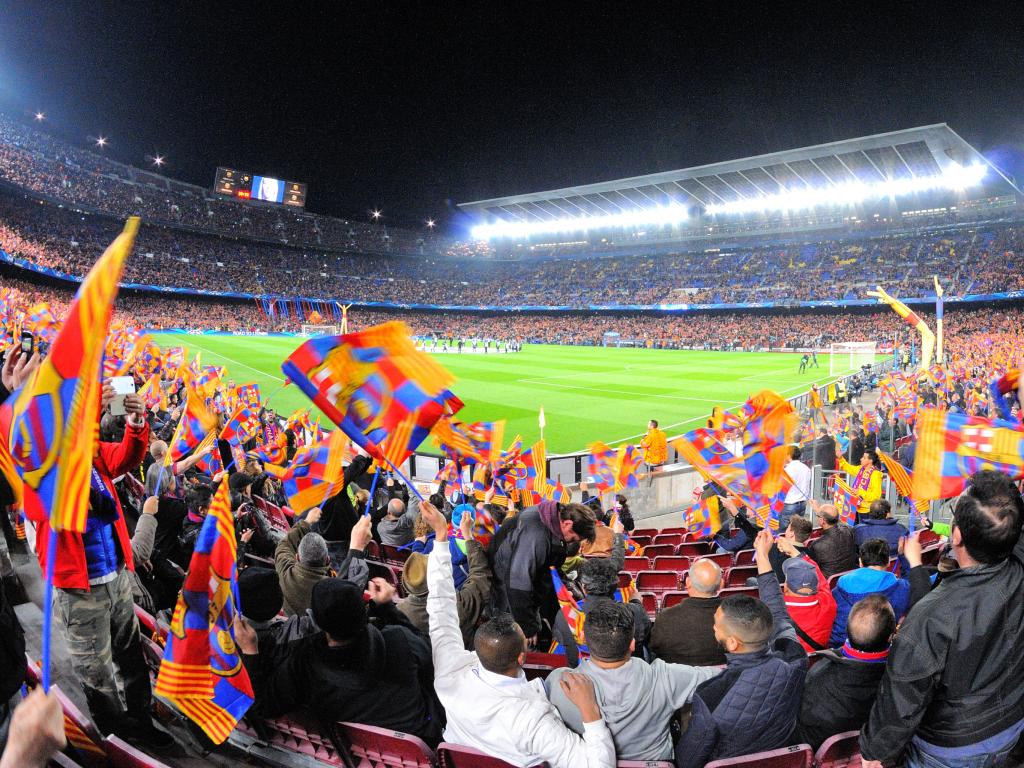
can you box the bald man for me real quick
[143,439,212,498]
[649,558,725,666]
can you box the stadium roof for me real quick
[458,124,1019,224]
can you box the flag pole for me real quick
[41,529,58,691]
[933,276,944,364]
[538,406,545,443]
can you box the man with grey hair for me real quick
[143,439,213,497]
[649,558,725,665]
[378,498,416,547]
[276,510,371,615]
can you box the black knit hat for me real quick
[311,578,368,639]
[237,567,284,622]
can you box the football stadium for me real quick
[0,6,1023,768]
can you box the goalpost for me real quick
[828,341,877,376]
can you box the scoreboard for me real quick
[214,167,307,208]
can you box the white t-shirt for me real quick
[784,459,813,504]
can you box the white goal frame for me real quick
[829,341,877,376]
[300,324,341,336]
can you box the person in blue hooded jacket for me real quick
[829,538,909,646]
[853,499,908,556]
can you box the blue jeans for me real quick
[906,729,1023,768]
[778,501,805,533]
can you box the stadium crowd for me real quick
[2,179,1024,309]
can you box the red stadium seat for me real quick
[622,556,651,576]
[364,540,381,560]
[662,590,689,608]
[140,634,165,675]
[696,552,733,569]
[677,541,712,558]
[617,572,634,589]
[719,585,759,598]
[133,604,157,636]
[630,535,652,548]
[524,651,569,669]
[704,743,813,768]
[103,735,175,768]
[660,527,687,535]
[652,555,690,573]
[827,572,849,590]
[633,528,659,538]
[918,528,941,546]
[258,714,347,765]
[814,730,861,768]
[725,565,760,587]
[886,558,899,574]
[653,532,683,546]
[734,549,756,566]
[636,570,681,594]
[618,762,674,768]
[380,544,411,566]
[437,743,544,768]
[640,592,659,617]
[921,545,942,566]
[338,721,436,768]
[49,754,87,768]
[52,684,107,768]
[641,544,676,559]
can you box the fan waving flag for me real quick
[587,442,643,493]
[281,321,456,467]
[912,408,1024,499]
[0,218,139,533]
[220,404,261,468]
[832,478,859,526]
[877,450,929,517]
[155,480,253,743]
[685,495,722,537]
[550,567,587,657]
[739,391,798,499]
[279,429,349,512]
[432,417,505,467]
[166,374,220,466]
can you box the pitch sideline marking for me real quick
[172,336,287,382]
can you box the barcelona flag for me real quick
[685,495,722,537]
[248,431,289,471]
[154,480,253,743]
[137,374,168,412]
[912,408,1024,499]
[832,478,859,526]
[738,391,797,499]
[432,417,505,467]
[550,567,587,656]
[281,322,456,466]
[220,404,261,468]
[279,429,348,512]
[671,429,751,503]
[0,218,139,533]
[166,374,220,466]
[235,383,261,411]
[587,442,643,493]
[877,450,929,517]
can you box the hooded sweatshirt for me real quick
[830,568,910,646]
[546,657,720,761]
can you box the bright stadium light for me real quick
[470,203,689,241]
[34,111,44,121]
[426,218,436,228]
[151,154,165,167]
[704,164,988,216]
[371,210,382,220]
[95,136,108,148]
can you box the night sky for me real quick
[1,2,1021,234]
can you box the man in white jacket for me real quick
[422,502,616,768]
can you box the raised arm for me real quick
[423,502,477,678]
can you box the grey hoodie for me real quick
[546,657,720,761]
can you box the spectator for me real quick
[854,499,908,556]
[674,530,807,768]
[649,558,725,665]
[811,426,838,476]
[807,501,859,577]
[776,544,836,652]
[640,419,667,470]
[838,449,883,518]
[768,516,814,581]
[547,600,720,762]
[377,498,416,547]
[861,470,1024,767]
[490,500,597,647]
[779,445,812,532]
[423,501,616,767]
[795,594,895,750]
[238,575,443,745]
[564,555,651,664]
[829,538,910,646]
[398,511,491,647]
[0,688,66,768]
[22,385,171,748]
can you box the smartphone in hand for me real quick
[109,376,136,417]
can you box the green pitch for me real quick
[151,333,859,454]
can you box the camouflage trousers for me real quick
[53,569,152,732]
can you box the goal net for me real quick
[828,341,877,376]
[300,324,341,337]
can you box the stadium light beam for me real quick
[704,164,987,217]
[371,209,382,220]
[470,203,689,241]
[426,218,436,228]
[95,136,108,148]
[148,154,165,167]
[34,111,44,121]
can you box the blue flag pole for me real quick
[41,528,58,691]
[364,466,381,516]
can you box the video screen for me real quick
[252,175,285,203]
[214,167,307,207]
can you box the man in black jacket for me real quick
[237,576,443,746]
[674,530,807,768]
[489,501,596,646]
[860,470,1024,768]
[794,593,894,750]
[807,501,858,578]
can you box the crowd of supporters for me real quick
[2,178,1024,309]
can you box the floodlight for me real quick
[470,203,689,241]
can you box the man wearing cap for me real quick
[237,574,442,745]
[399,511,492,647]
[776,543,836,653]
